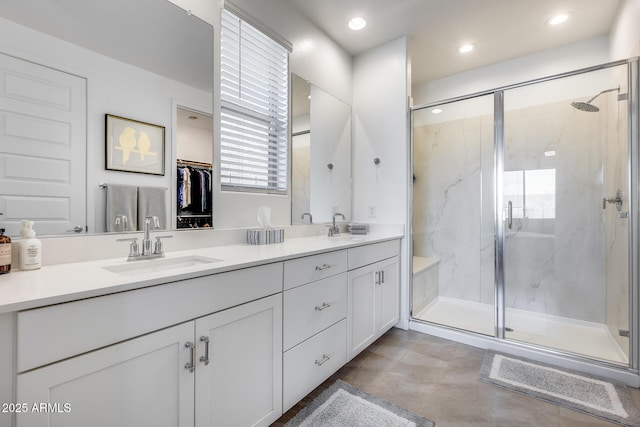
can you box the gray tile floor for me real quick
[274,328,640,426]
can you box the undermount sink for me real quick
[103,255,222,276]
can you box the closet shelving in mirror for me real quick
[177,159,213,229]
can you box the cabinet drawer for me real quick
[284,250,347,290]
[17,262,283,373]
[348,239,400,270]
[283,273,347,351]
[283,319,347,412]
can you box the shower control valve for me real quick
[602,189,623,212]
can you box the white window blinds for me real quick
[220,9,289,193]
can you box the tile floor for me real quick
[273,328,640,426]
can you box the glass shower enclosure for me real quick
[411,58,638,370]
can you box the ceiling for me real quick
[0,0,622,90]
[284,0,622,85]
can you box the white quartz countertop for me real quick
[0,232,402,314]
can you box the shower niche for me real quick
[411,59,636,368]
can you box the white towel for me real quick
[137,186,168,230]
[106,184,138,232]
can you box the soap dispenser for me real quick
[19,221,41,270]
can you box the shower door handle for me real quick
[507,201,513,229]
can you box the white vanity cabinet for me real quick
[14,264,283,427]
[1,234,403,427]
[195,294,282,427]
[347,240,400,361]
[282,250,348,411]
[17,322,195,427]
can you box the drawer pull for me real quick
[315,302,331,311]
[200,336,210,366]
[315,354,331,366]
[315,263,331,271]
[185,341,195,373]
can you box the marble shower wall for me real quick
[413,107,495,305]
[414,92,624,324]
[503,98,607,323]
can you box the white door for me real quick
[377,256,400,333]
[0,53,86,236]
[347,263,377,360]
[195,294,282,427]
[16,322,195,427]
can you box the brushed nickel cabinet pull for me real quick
[315,302,331,311]
[315,354,331,366]
[200,336,210,366]
[381,270,385,284]
[185,341,195,373]
[315,263,331,271]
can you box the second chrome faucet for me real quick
[328,212,345,237]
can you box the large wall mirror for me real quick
[291,73,352,224]
[0,0,214,237]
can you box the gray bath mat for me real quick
[479,351,640,426]
[284,379,435,427]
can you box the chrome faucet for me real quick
[142,216,160,256]
[328,213,345,237]
[301,212,313,224]
[117,215,173,261]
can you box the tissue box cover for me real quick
[246,228,284,245]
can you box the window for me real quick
[504,169,556,219]
[220,9,289,194]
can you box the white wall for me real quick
[610,0,640,59]
[0,16,212,234]
[412,36,610,106]
[353,37,410,328]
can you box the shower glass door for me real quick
[411,94,495,336]
[501,64,631,365]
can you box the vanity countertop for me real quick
[0,232,403,314]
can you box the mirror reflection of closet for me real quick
[176,107,213,228]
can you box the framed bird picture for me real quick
[105,114,165,175]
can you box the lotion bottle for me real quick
[0,228,10,274]
[19,221,41,270]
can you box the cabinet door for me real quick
[347,263,377,361]
[195,294,282,427]
[377,256,400,333]
[16,322,195,427]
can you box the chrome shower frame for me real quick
[408,57,640,386]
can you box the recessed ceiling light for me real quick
[544,150,556,157]
[431,108,443,114]
[547,14,569,26]
[458,44,474,54]
[348,17,367,31]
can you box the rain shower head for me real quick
[570,86,620,112]
[570,101,600,112]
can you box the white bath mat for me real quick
[479,352,640,426]
[284,380,435,427]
